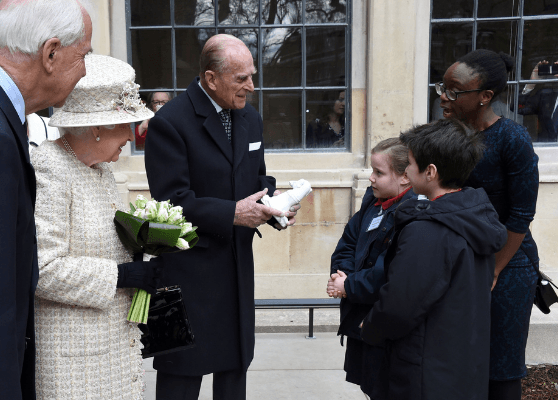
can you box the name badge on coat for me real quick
[367,215,383,232]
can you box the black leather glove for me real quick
[117,256,162,295]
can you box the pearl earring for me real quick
[480,102,484,106]
[96,136,100,142]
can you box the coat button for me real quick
[132,376,137,382]
[368,262,373,267]
[381,227,387,232]
[130,339,135,347]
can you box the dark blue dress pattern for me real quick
[465,117,539,381]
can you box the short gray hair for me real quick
[60,125,115,137]
[0,0,93,56]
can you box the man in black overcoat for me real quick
[0,2,92,399]
[145,34,297,399]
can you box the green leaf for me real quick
[129,202,136,213]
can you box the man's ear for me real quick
[204,70,217,91]
[425,163,438,182]
[42,38,61,74]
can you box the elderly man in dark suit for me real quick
[0,1,92,399]
[145,34,298,400]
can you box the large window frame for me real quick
[125,0,352,154]
[429,1,558,147]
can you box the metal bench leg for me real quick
[306,307,316,339]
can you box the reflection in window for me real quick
[306,90,345,148]
[263,92,302,149]
[306,0,347,23]
[131,29,173,89]
[175,0,214,25]
[430,1,558,144]
[306,27,345,86]
[218,0,258,25]
[262,0,302,24]
[262,28,301,87]
[127,0,349,152]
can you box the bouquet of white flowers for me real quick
[114,195,198,323]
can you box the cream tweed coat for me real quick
[32,141,144,400]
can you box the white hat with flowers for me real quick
[49,54,154,127]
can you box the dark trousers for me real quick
[156,369,247,400]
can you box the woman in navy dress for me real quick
[436,49,539,400]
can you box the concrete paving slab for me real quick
[142,332,362,399]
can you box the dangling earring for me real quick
[96,136,100,142]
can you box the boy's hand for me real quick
[326,273,339,297]
[326,270,347,298]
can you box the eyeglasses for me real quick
[151,100,169,106]
[435,82,484,101]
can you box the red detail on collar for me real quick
[374,187,412,210]
[431,188,462,202]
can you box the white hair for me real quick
[0,0,93,56]
[60,124,114,137]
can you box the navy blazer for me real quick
[0,86,38,399]
[145,78,276,375]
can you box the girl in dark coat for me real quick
[327,137,415,398]
[437,49,539,400]
[361,119,508,400]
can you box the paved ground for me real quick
[143,304,558,399]
[143,331,366,400]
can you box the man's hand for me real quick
[272,189,301,230]
[326,270,347,298]
[234,188,285,228]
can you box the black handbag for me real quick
[534,270,558,315]
[138,285,195,358]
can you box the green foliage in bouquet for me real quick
[114,195,198,256]
[113,195,198,323]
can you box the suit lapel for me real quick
[232,108,248,173]
[187,79,233,165]
[0,87,36,206]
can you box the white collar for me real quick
[0,65,25,124]
[198,81,223,113]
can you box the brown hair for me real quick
[371,137,409,176]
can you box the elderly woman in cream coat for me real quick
[31,55,161,400]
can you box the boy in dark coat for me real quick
[361,119,508,400]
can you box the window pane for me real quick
[246,90,260,113]
[477,0,519,18]
[305,90,346,149]
[432,0,473,19]
[429,86,442,122]
[263,91,302,149]
[518,81,558,143]
[131,29,173,89]
[218,0,258,25]
[262,28,301,87]
[262,0,302,25]
[305,0,346,23]
[306,27,345,87]
[175,0,214,26]
[524,0,558,16]
[430,23,473,84]
[476,21,518,81]
[217,28,260,88]
[521,19,558,81]
[131,0,170,26]
[176,29,214,88]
